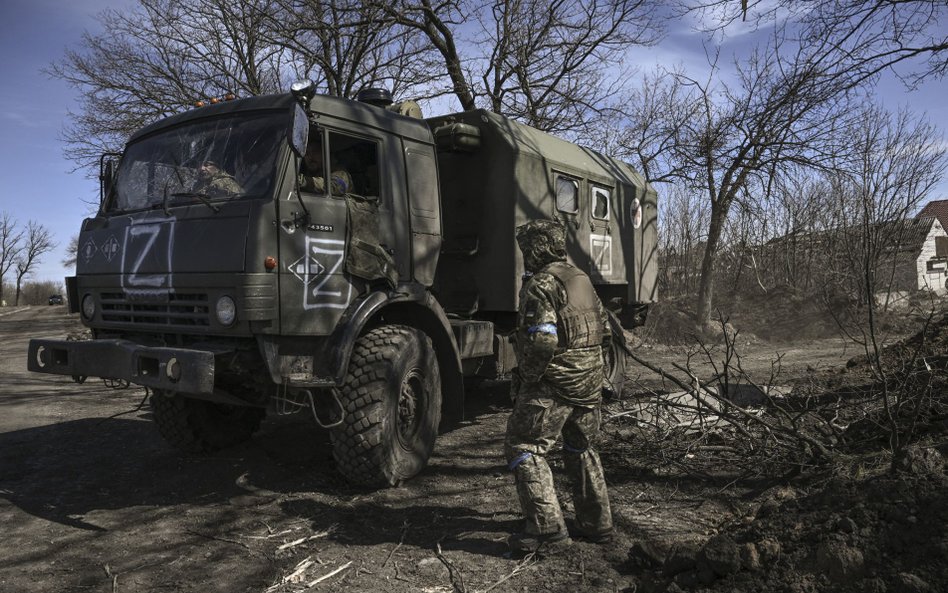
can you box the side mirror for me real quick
[289,104,309,158]
[98,152,121,209]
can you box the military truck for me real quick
[27,84,657,487]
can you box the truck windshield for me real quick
[108,111,286,212]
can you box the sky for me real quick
[0,0,946,287]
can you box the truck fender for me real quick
[328,288,465,425]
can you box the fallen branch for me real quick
[265,556,314,592]
[627,349,832,459]
[305,561,353,588]
[276,530,331,551]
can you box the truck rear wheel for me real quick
[332,325,442,487]
[150,391,265,453]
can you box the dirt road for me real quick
[0,306,854,593]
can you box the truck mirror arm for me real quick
[292,159,312,227]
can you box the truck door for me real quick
[277,128,383,335]
[588,183,621,282]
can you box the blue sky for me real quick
[0,0,946,286]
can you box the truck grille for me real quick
[100,292,210,327]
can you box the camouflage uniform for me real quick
[192,169,242,197]
[298,169,353,195]
[505,219,613,547]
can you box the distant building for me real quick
[884,215,948,293]
[760,216,948,303]
[917,199,948,234]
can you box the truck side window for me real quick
[327,132,380,197]
[555,175,579,213]
[591,186,610,220]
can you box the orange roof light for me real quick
[194,100,206,108]
[210,97,220,104]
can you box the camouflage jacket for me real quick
[514,262,607,407]
[193,172,242,197]
[299,169,352,195]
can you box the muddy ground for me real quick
[1,306,945,593]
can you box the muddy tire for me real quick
[603,311,627,399]
[331,325,442,487]
[150,391,265,453]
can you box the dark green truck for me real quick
[27,85,657,487]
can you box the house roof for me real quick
[918,199,948,232]
[768,216,940,258]
[876,216,938,256]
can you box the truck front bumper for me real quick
[27,339,216,394]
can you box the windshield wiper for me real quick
[170,192,221,213]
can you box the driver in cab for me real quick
[191,160,242,197]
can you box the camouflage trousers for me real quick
[504,386,612,537]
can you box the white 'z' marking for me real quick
[123,220,174,288]
[303,237,352,310]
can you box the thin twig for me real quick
[479,553,537,593]
[383,522,409,567]
[436,540,466,593]
[185,529,254,553]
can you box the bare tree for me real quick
[683,1,948,85]
[14,222,56,306]
[613,67,702,185]
[816,104,948,464]
[49,0,292,170]
[266,0,444,100]
[0,213,24,307]
[672,32,857,327]
[657,185,709,297]
[828,105,947,311]
[475,0,661,133]
[62,235,79,270]
[379,0,662,133]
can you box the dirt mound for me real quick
[644,289,942,347]
[622,450,948,593]
[642,290,838,346]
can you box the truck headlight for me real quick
[81,294,96,320]
[215,296,236,326]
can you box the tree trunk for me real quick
[696,199,728,328]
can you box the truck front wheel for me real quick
[150,391,265,453]
[332,325,442,487]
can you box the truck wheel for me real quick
[603,311,627,399]
[332,325,442,487]
[150,391,265,453]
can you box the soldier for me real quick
[299,139,352,195]
[191,160,242,197]
[505,219,614,556]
